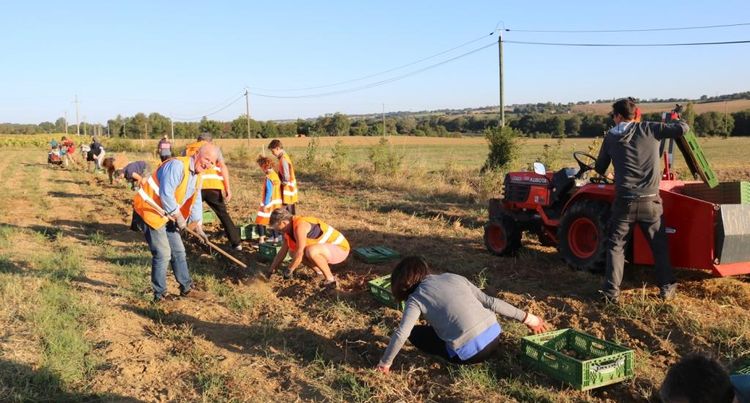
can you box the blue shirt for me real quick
[157,157,202,223]
[123,161,148,181]
[263,177,273,205]
[447,322,502,361]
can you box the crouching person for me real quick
[268,208,349,289]
[131,144,218,302]
[376,256,549,374]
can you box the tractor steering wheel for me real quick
[573,151,613,183]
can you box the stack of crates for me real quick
[681,181,750,205]
[521,328,634,391]
[202,210,217,224]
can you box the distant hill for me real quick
[572,99,750,116]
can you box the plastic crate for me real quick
[258,242,290,263]
[367,275,404,310]
[681,181,750,205]
[521,328,634,391]
[354,246,400,264]
[202,210,217,224]
[239,224,259,241]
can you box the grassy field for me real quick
[0,136,749,402]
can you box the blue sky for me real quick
[1,0,749,123]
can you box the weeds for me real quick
[301,135,321,167]
[35,245,84,281]
[369,137,404,175]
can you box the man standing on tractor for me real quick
[183,133,242,251]
[594,98,688,303]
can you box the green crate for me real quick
[354,246,400,264]
[202,210,217,224]
[521,328,634,391]
[678,130,719,188]
[735,366,750,375]
[239,224,259,241]
[681,181,750,205]
[258,242,290,263]
[367,274,404,310]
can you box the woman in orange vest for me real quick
[268,139,298,214]
[268,208,349,289]
[254,156,283,244]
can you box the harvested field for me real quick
[1,136,749,402]
[572,99,750,115]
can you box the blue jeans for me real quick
[133,213,193,298]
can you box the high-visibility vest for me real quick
[255,170,283,226]
[184,140,225,191]
[284,216,350,252]
[278,153,298,204]
[132,156,199,230]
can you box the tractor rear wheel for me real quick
[558,200,610,272]
[484,216,521,256]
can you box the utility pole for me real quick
[82,116,87,136]
[382,103,386,136]
[724,101,728,136]
[498,32,505,127]
[245,89,251,147]
[74,94,81,136]
[64,111,68,135]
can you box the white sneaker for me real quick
[233,244,243,251]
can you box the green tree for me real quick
[695,111,734,137]
[349,120,369,136]
[260,121,279,138]
[550,115,565,138]
[331,113,350,136]
[396,116,417,135]
[148,113,171,138]
[198,117,222,137]
[731,110,750,136]
[683,102,696,129]
[564,115,582,136]
[125,113,148,138]
[482,126,518,172]
[54,117,66,132]
[230,115,261,138]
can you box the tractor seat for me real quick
[549,167,578,204]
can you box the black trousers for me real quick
[408,325,500,365]
[603,196,675,296]
[201,189,240,247]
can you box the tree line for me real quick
[3,105,750,138]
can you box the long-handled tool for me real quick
[141,196,248,269]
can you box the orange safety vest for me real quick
[255,170,283,226]
[183,140,225,191]
[284,216,350,252]
[278,152,298,204]
[132,156,199,230]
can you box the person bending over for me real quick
[376,256,548,374]
[659,353,749,403]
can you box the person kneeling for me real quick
[376,256,548,374]
[268,208,349,289]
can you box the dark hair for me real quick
[659,353,734,403]
[102,157,115,170]
[612,98,637,120]
[256,155,274,169]
[269,208,293,228]
[391,256,431,301]
[267,139,282,150]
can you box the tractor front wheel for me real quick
[558,200,610,272]
[484,217,521,256]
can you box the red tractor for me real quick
[484,107,750,277]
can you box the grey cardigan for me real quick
[379,273,527,366]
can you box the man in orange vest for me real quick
[268,139,298,214]
[131,143,218,302]
[183,133,242,250]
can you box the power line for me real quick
[247,33,494,92]
[173,92,245,121]
[251,41,496,99]
[503,39,750,47]
[505,22,750,33]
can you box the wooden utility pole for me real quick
[245,89,251,147]
[498,33,505,127]
[382,103,386,136]
[74,95,81,135]
[170,119,175,142]
[64,111,68,135]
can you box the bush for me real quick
[301,136,321,168]
[368,137,404,175]
[482,126,518,173]
[323,140,350,175]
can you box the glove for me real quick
[172,212,187,230]
[193,223,210,244]
[523,312,549,334]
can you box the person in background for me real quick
[157,134,173,162]
[103,156,149,190]
[594,98,689,303]
[659,353,749,403]
[48,139,62,166]
[88,136,106,172]
[254,156,283,244]
[268,208,348,289]
[376,256,548,374]
[60,136,78,168]
[183,133,242,250]
[268,139,298,215]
